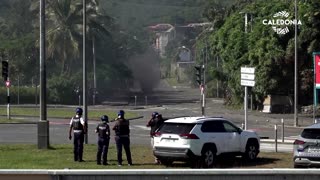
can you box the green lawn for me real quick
[0,144,294,169]
[0,107,139,122]
[0,144,160,169]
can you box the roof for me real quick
[164,116,225,124]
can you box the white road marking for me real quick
[132,125,150,131]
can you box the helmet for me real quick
[118,110,125,116]
[101,115,109,122]
[152,112,158,118]
[76,107,83,115]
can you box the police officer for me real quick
[95,115,110,165]
[112,110,133,166]
[68,107,86,162]
[146,112,162,137]
[146,112,164,163]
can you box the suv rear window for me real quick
[301,128,320,139]
[158,123,196,134]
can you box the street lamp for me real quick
[83,0,88,143]
[294,0,298,127]
[38,0,49,149]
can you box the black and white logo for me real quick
[262,11,302,35]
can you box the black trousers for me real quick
[73,132,84,161]
[115,136,132,165]
[97,137,110,164]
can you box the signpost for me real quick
[241,67,255,130]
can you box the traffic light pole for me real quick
[195,65,205,116]
[202,64,205,116]
[201,85,205,116]
[6,78,10,120]
[2,58,10,119]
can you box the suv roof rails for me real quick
[162,116,190,120]
[197,116,224,120]
[208,116,224,118]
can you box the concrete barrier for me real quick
[1,169,320,180]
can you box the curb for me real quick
[261,139,294,145]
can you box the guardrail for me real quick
[1,169,320,180]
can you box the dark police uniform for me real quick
[147,114,164,137]
[146,114,164,163]
[95,122,110,165]
[113,117,132,166]
[69,115,85,162]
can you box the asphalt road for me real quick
[0,83,311,153]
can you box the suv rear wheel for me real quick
[244,140,259,160]
[201,147,216,168]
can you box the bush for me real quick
[0,86,38,104]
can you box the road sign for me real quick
[241,67,255,87]
[5,80,10,88]
[241,73,255,80]
[241,67,255,74]
[241,80,255,87]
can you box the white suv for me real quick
[153,116,260,168]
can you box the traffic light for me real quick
[2,61,8,81]
[195,65,202,85]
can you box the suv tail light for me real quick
[179,133,199,139]
[153,132,162,137]
[293,139,305,145]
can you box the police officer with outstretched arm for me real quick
[112,110,133,166]
[69,107,86,162]
[95,115,110,165]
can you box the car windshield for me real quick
[301,128,320,139]
[158,123,196,134]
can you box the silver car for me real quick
[293,123,320,168]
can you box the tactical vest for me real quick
[72,117,83,131]
[115,119,130,136]
[150,117,164,134]
[98,123,109,138]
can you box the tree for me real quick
[0,0,38,85]
[45,0,83,74]
[201,0,320,107]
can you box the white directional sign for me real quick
[241,80,255,87]
[241,67,255,74]
[241,73,255,80]
[241,67,255,87]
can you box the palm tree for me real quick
[45,0,112,74]
[46,0,82,74]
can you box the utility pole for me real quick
[83,0,88,144]
[294,0,298,127]
[38,0,49,149]
[92,36,96,105]
[216,56,219,98]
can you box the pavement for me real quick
[261,138,294,144]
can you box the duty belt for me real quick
[116,135,129,137]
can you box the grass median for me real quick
[0,144,294,169]
[0,107,139,122]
